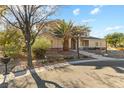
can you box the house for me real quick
[39,20,106,50]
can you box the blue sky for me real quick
[50,5,124,38]
[0,5,124,38]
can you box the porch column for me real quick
[69,38,71,49]
[79,38,81,48]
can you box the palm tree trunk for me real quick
[63,37,69,51]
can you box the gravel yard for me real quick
[0,49,93,75]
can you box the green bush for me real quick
[32,37,51,59]
[105,32,124,48]
[4,43,21,58]
[0,28,24,58]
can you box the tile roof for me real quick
[81,36,104,40]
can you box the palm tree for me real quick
[53,20,73,51]
[72,25,91,58]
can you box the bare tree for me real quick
[0,5,57,68]
[72,25,91,59]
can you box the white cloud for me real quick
[82,19,96,23]
[73,8,80,15]
[105,26,124,31]
[90,7,100,15]
[93,5,103,7]
[90,6,102,15]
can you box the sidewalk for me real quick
[73,50,116,60]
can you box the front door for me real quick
[71,38,76,49]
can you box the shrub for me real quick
[64,56,74,60]
[105,32,124,48]
[4,43,21,58]
[0,28,24,58]
[32,37,51,59]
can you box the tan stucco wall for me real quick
[88,39,106,48]
[79,38,106,48]
[40,33,63,48]
[40,33,106,49]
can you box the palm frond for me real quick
[53,19,73,38]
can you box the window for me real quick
[95,42,99,47]
[100,42,102,46]
[51,40,53,48]
[81,40,89,46]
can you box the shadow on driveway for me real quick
[72,60,124,74]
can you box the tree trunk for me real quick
[106,40,108,54]
[63,37,69,51]
[25,28,33,68]
[26,41,33,68]
[77,37,80,59]
[24,14,33,68]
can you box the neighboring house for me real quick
[39,20,106,49]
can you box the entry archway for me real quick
[71,38,76,49]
